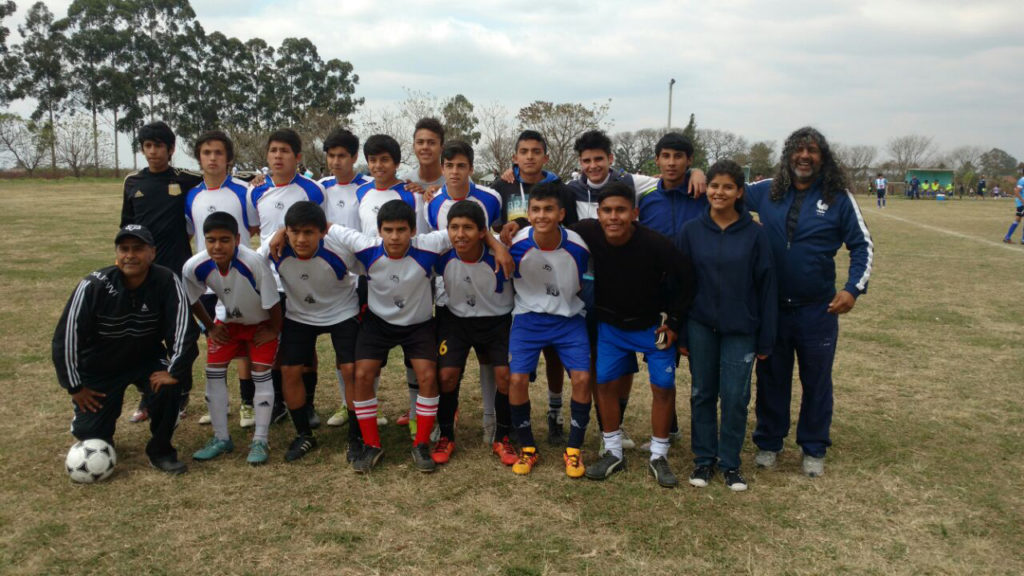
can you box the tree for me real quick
[441,94,480,145]
[55,114,109,176]
[886,134,936,177]
[679,113,707,170]
[978,148,1018,178]
[0,0,21,107]
[833,144,878,187]
[515,100,611,178]
[613,128,660,174]
[746,140,777,179]
[698,128,748,165]
[0,113,47,174]
[16,2,70,170]
[944,145,985,172]
[476,101,515,178]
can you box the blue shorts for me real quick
[509,313,591,375]
[597,322,676,389]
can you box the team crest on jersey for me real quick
[545,284,560,297]
[466,296,476,307]
[390,274,400,284]
[207,205,217,213]
[275,201,285,210]
[542,264,552,272]
[816,200,829,216]
[300,273,309,281]
[223,287,232,294]
[227,307,243,319]
[463,275,472,284]
[304,294,316,304]
[168,183,182,197]
[336,200,345,208]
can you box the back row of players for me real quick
[54,119,873,490]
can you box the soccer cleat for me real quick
[755,449,780,469]
[198,413,212,425]
[352,445,383,473]
[585,451,626,480]
[284,435,317,462]
[512,447,539,475]
[346,438,365,463]
[563,447,585,478]
[307,405,321,429]
[246,440,269,466]
[192,437,234,461]
[411,443,436,473]
[239,404,255,428]
[620,428,636,450]
[689,464,714,487]
[802,455,825,478]
[649,456,678,488]
[327,409,348,427]
[397,411,411,426]
[129,407,149,423]
[431,437,455,464]
[1003,237,1012,243]
[546,412,564,446]
[149,456,188,475]
[492,436,519,466]
[724,468,748,491]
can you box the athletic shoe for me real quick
[585,451,625,480]
[563,447,585,478]
[620,428,636,450]
[307,405,321,429]
[724,468,748,491]
[192,437,234,461]
[546,412,564,446]
[1003,237,1012,243]
[376,408,388,426]
[492,436,518,466]
[239,404,255,428]
[198,413,212,425]
[352,445,383,473]
[271,402,289,425]
[411,443,436,473]
[802,455,825,477]
[431,437,455,464]
[247,440,269,466]
[149,455,188,475]
[755,449,780,469]
[346,438,364,463]
[648,457,678,488]
[397,411,411,426]
[689,464,714,487]
[129,407,149,423]
[327,409,348,427]
[512,447,539,475]
[284,435,317,462]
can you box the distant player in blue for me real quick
[1002,171,1024,244]
[909,176,920,199]
[874,173,887,208]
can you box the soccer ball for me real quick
[65,439,117,483]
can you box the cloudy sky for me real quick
[8,0,1024,162]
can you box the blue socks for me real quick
[511,401,535,447]
[568,400,591,449]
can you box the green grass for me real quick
[1,179,1022,575]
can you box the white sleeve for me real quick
[247,187,262,228]
[327,223,379,254]
[323,227,363,273]
[256,257,280,310]
[631,174,660,195]
[415,195,431,236]
[181,261,205,304]
[416,229,452,253]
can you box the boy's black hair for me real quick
[707,159,747,209]
[655,132,694,157]
[597,181,636,207]
[377,199,416,231]
[574,129,612,156]
[529,181,566,209]
[284,201,327,232]
[446,201,486,231]
[203,211,240,236]
[441,140,474,165]
[414,117,445,144]
[193,130,235,163]
[138,121,175,149]
[516,130,548,154]
[266,128,302,155]
[323,128,360,156]
[364,134,401,165]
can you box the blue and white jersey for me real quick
[355,181,429,238]
[436,246,514,318]
[569,170,659,220]
[509,227,590,317]
[328,224,451,326]
[426,183,502,232]
[263,233,359,327]
[875,177,887,192]
[248,174,326,245]
[185,177,257,245]
[320,173,372,232]
[1015,177,1024,208]
[182,245,279,325]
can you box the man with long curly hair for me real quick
[742,127,874,478]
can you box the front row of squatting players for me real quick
[53,120,873,490]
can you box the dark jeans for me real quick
[686,320,755,471]
[71,360,181,461]
[753,303,838,458]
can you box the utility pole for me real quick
[667,78,676,129]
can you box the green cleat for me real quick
[192,437,234,461]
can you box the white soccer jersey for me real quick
[265,234,360,327]
[185,177,258,245]
[182,245,279,325]
[328,224,451,326]
[248,174,326,245]
[509,227,590,317]
[320,173,372,232]
[355,181,429,238]
[426,183,502,232]
[436,246,514,317]
[576,173,659,220]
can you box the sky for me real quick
[5,0,1024,165]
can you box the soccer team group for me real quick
[52,117,874,491]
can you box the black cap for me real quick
[115,224,155,246]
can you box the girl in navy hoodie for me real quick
[678,160,777,491]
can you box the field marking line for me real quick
[870,210,1024,253]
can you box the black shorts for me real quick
[278,317,358,366]
[1015,205,1024,218]
[436,306,510,369]
[355,311,436,363]
[876,189,886,198]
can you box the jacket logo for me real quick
[133,190,144,198]
[816,200,829,216]
[140,303,150,312]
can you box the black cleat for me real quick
[284,435,317,462]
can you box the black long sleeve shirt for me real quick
[121,167,203,274]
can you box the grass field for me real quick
[1,179,1022,575]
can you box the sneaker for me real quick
[563,447,585,478]
[376,408,388,426]
[620,428,636,450]
[198,413,212,425]
[546,412,564,446]
[271,402,289,425]
[431,437,455,464]
[648,456,678,488]
[512,447,539,475]
[327,409,348,427]
[346,438,365,463]
[755,449,780,469]
[352,445,383,473]
[246,440,269,466]
[239,404,255,428]
[129,406,149,423]
[724,468,748,491]
[802,455,825,477]
[149,455,188,475]
[397,411,411,426]
[689,464,714,487]
[1003,237,1012,243]
[307,405,321,429]
[411,443,436,473]
[585,451,625,480]
[492,436,518,466]
[284,435,317,462]
[192,437,234,461]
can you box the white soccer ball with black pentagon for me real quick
[65,439,117,483]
